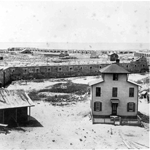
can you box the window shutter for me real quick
[100,102,102,111]
[94,102,96,111]
[127,103,129,112]
[133,103,135,112]
[100,88,101,97]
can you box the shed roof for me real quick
[20,49,32,53]
[100,63,130,74]
[0,89,34,109]
[127,80,140,86]
[89,78,104,86]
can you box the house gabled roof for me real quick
[100,63,130,74]
[0,89,35,109]
[89,78,104,86]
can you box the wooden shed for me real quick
[0,89,34,126]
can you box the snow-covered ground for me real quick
[1,74,149,149]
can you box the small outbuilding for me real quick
[59,51,69,58]
[20,49,33,54]
[0,89,34,126]
[110,53,119,61]
[140,90,147,99]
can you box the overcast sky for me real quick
[0,1,149,49]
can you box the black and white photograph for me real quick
[0,0,149,149]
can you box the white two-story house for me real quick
[89,61,139,124]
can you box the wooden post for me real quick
[16,109,17,123]
[28,107,30,121]
[3,110,4,124]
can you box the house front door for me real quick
[112,103,117,115]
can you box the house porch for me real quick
[92,115,141,126]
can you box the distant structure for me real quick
[90,51,99,58]
[59,51,69,58]
[134,51,150,68]
[8,47,135,55]
[0,55,149,87]
[134,50,150,58]
[0,89,34,126]
[89,60,140,125]
[20,49,33,54]
[109,53,119,61]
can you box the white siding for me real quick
[91,74,138,116]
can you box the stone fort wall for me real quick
[0,56,149,87]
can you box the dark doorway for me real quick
[112,103,118,115]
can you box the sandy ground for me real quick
[0,100,149,149]
[7,73,149,92]
[139,98,149,116]
[0,74,149,149]
[7,76,98,92]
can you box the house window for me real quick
[112,87,117,97]
[129,88,134,97]
[127,102,135,112]
[113,74,118,80]
[94,102,102,111]
[96,87,101,97]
